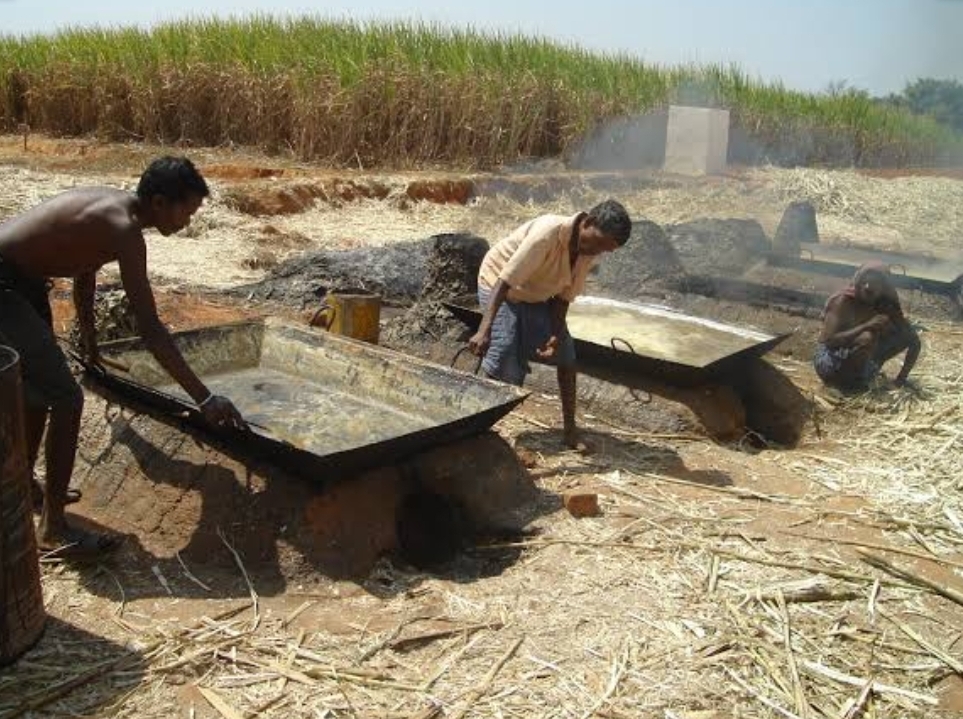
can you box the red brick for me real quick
[563,491,600,518]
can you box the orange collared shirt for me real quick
[478,213,595,303]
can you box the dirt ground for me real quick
[2,135,963,718]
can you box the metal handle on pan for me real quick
[450,346,483,375]
[609,336,652,405]
[98,356,131,373]
[59,338,131,375]
[610,336,635,354]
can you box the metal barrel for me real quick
[0,345,46,666]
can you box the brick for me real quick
[563,491,600,518]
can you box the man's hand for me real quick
[536,335,559,360]
[199,395,247,431]
[894,375,921,394]
[468,328,492,357]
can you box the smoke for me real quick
[565,74,821,172]
[567,111,669,171]
[568,77,730,172]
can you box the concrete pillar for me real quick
[663,105,730,176]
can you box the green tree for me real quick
[900,78,963,132]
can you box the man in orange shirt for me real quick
[468,200,632,449]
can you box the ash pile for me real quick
[233,239,435,308]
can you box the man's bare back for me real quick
[0,188,144,278]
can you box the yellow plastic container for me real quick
[310,291,381,345]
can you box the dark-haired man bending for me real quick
[469,200,632,449]
[0,156,246,558]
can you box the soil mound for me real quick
[238,239,432,307]
[665,218,771,277]
[382,233,489,344]
[405,179,474,205]
[418,233,490,304]
[590,218,684,298]
[70,393,540,584]
[221,179,391,216]
[773,200,819,256]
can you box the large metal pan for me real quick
[81,318,528,479]
[445,296,790,386]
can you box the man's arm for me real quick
[116,232,244,428]
[894,320,922,386]
[819,297,888,348]
[117,237,208,402]
[469,279,510,356]
[73,272,99,361]
[535,296,570,360]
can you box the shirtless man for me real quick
[814,261,921,391]
[0,156,246,558]
[468,200,632,449]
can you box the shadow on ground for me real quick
[514,427,734,489]
[0,616,145,717]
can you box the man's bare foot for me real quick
[31,479,82,512]
[563,428,595,455]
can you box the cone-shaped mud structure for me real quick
[70,389,541,587]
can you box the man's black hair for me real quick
[587,199,632,245]
[136,156,209,203]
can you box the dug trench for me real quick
[45,216,847,596]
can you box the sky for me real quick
[1,0,961,95]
